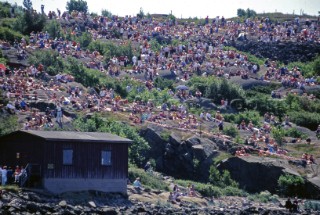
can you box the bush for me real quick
[175,179,223,197]
[284,128,308,139]
[128,167,168,191]
[223,186,247,197]
[223,110,261,126]
[43,20,63,39]
[278,174,305,197]
[153,77,174,90]
[188,76,246,104]
[209,165,238,188]
[222,125,239,138]
[0,27,24,43]
[288,111,320,130]
[248,191,279,203]
[0,115,19,137]
[29,50,65,76]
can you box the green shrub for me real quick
[128,167,168,191]
[188,76,246,104]
[248,191,279,203]
[284,128,308,139]
[271,126,286,147]
[223,110,261,126]
[0,115,19,137]
[223,186,248,197]
[153,77,174,90]
[0,26,24,43]
[43,20,63,39]
[209,165,238,188]
[29,50,65,76]
[288,111,320,130]
[175,179,223,197]
[277,174,305,197]
[222,125,239,138]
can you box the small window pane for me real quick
[63,149,73,165]
[101,151,111,166]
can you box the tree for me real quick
[313,55,320,76]
[66,0,88,13]
[246,8,257,18]
[14,9,46,35]
[237,8,246,17]
[137,7,144,19]
[44,20,63,39]
[101,9,112,18]
[23,0,32,11]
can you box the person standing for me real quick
[1,166,8,186]
[56,103,63,124]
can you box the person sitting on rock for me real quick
[308,154,316,164]
[133,177,143,192]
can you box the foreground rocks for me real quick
[0,187,313,215]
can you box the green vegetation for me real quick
[222,125,239,138]
[88,40,136,63]
[277,174,305,197]
[128,167,168,191]
[0,115,19,137]
[223,110,261,126]
[66,0,88,13]
[175,179,247,197]
[101,9,112,18]
[0,26,25,43]
[209,165,238,188]
[13,8,46,35]
[248,191,279,203]
[188,76,245,104]
[237,8,257,18]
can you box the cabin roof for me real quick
[7,130,132,143]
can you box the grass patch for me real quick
[128,167,169,191]
[175,179,247,197]
[248,191,279,203]
[213,152,232,165]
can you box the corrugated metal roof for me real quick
[22,130,132,143]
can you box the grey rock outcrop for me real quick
[218,156,320,199]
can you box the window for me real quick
[101,150,112,166]
[63,149,73,165]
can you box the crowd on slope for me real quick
[1,9,319,164]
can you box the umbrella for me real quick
[0,64,6,71]
[175,85,189,90]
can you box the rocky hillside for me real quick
[230,40,320,63]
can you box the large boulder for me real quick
[218,156,320,199]
[141,126,220,181]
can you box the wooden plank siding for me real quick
[0,134,44,168]
[43,141,128,179]
[0,131,129,181]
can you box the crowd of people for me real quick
[0,165,27,186]
[1,8,319,168]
